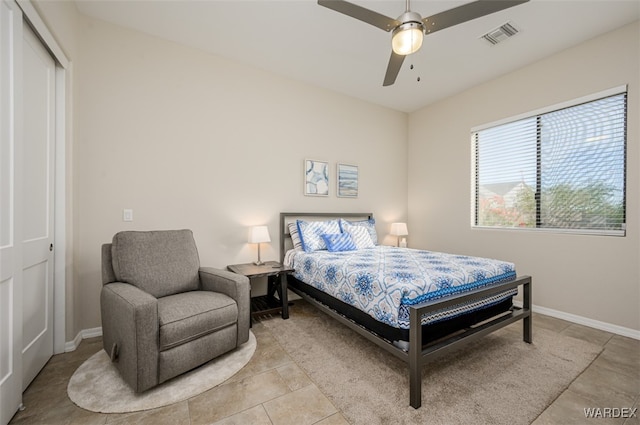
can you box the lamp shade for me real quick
[390,222,408,236]
[249,226,271,244]
[391,23,424,55]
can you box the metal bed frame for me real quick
[279,212,532,409]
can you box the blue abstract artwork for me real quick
[304,159,329,196]
[337,163,358,198]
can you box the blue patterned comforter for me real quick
[285,246,517,329]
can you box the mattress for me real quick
[285,246,517,330]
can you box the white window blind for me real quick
[473,91,626,235]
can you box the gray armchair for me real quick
[100,229,250,392]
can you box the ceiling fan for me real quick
[318,0,529,86]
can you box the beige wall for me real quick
[33,1,638,339]
[408,22,639,331]
[69,16,407,334]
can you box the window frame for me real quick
[471,85,627,237]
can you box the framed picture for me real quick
[304,159,329,196]
[337,163,358,198]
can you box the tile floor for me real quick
[8,307,640,425]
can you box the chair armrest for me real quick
[100,282,159,392]
[199,267,249,299]
[199,267,250,344]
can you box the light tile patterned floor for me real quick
[8,309,639,425]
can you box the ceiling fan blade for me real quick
[422,0,529,35]
[318,0,399,32]
[383,51,405,87]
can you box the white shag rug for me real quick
[67,332,256,413]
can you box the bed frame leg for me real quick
[523,277,532,344]
[409,307,422,409]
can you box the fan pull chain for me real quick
[410,64,421,82]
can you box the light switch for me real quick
[123,209,133,222]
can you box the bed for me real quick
[279,212,532,409]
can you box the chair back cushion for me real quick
[101,243,117,285]
[111,230,200,298]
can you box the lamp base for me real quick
[254,244,265,266]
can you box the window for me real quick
[473,88,627,235]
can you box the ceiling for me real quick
[74,0,639,113]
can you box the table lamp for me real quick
[249,225,271,265]
[390,222,408,247]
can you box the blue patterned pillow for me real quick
[340,218,378,245]
[297,219,342,252]
[345,226,376,249]
[321,233,357,252]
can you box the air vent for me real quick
[481,22,519,45]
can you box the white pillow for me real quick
[287,222,303,251]
[297,219,342,252]
[340,218,378,245]
[345,226,375,249]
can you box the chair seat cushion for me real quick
[158,291,238,351]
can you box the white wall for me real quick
[408,22,639,332]
[68,17,408,334]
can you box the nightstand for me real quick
[227,261,294,322]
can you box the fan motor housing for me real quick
[395,11,425,32]
[392,21,425,38]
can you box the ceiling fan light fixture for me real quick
[317,0,530,86]
[391,22,424,55]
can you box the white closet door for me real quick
[0,0,24,423]
[20,22,55,390]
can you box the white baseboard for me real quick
[62,303,640,353]
[514,301,640,340]
[65,327,103,352]
[64,332,82,353]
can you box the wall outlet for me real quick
[123,209,133,222]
